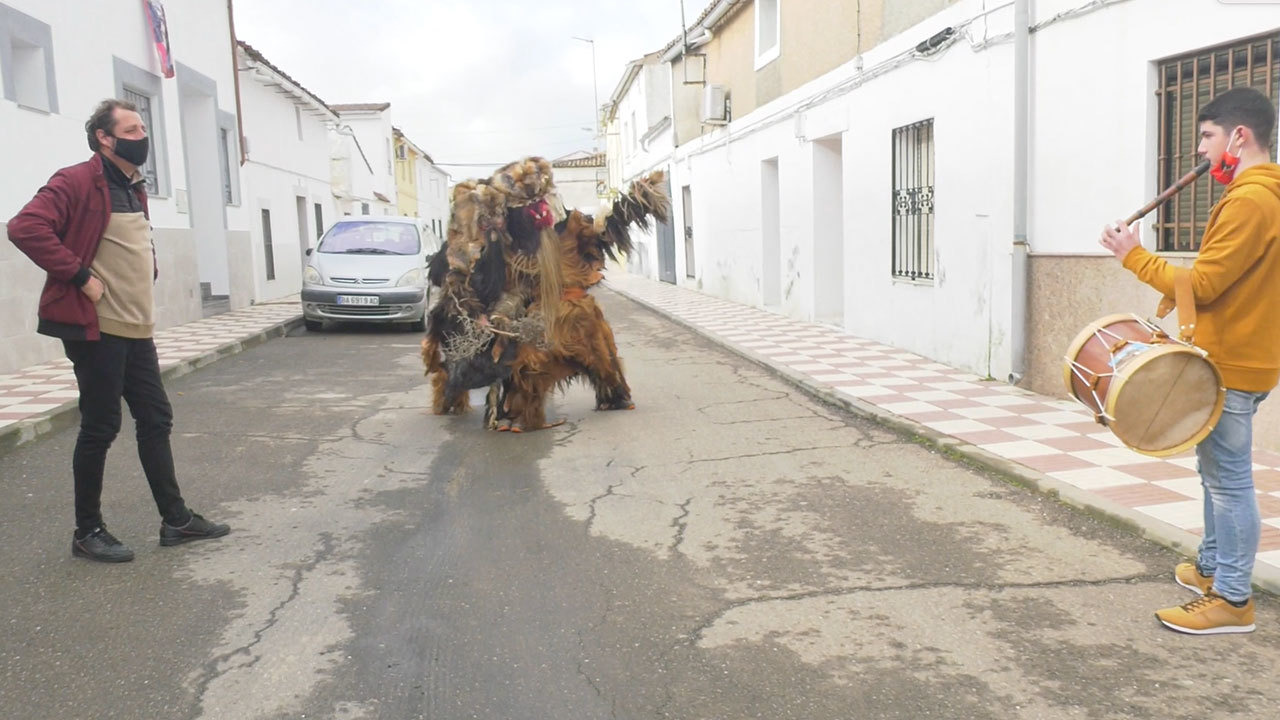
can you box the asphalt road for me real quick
[1,290,1278,720]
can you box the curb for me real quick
[0,315,304,457]
[606,283,1280,598]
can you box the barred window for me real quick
[891,119,935,281]
[1156,32,1279,252]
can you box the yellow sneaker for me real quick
[1155,593,1255,635]
[1174,562,1214,595]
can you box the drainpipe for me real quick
[227,0,247,165]
[1009,0,1030,385]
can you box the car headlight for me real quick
[396,268,423,287]
[303,266,322,285]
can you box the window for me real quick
[891,119,935,282]
[314,202,324,240]
[1156,33,1279,252]
[755,0,780,69]
[216,109,240,206]
[114,58,170,196]
[218,128,233,204]
[295,106,304,141]
[261,209,276,281]
[361,201,371,215]
[0,4,58,113]
[387,140,393,175]
[630,111,638,152]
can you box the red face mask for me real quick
[526,199,554,229]
[1210,131,1245,185]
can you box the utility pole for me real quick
[572,35,599,150]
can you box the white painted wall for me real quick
[656,0,1018,377]
[237,54,337,303]
[555,165,606,215]
[0,0,243,373]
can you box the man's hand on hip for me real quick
[80,276,104,303]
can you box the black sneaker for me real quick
[72,526,135,563]
[159,512,230,547]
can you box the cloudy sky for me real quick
[232,0,712,182]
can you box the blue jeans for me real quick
[1195,389,1267,602]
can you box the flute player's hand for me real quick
[1099,221,1141,261]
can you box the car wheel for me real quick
[409,317,426,333]
[305,319,324,332]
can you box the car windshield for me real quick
[317,221,420,255]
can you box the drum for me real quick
[1063,314,1224,457]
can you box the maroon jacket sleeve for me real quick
[7,169,90,285]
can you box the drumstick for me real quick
[1121,159,1212,226]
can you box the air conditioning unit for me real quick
[701,84,728,125]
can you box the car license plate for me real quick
[336,295,379,306]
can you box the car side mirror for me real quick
[305,248,313,256]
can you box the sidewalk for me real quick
[605,272,1280,596]
[0,298,302,453]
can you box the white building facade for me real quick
[330,103,397,217]
[632,0,1279,391]
[236,41,338,304]
[419,160,449,245]
[0,0,247,373]
[551,152,607,215]
[604,54,677,281]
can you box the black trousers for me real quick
[63,334,188,531]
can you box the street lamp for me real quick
[571,35,599,149]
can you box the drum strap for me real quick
[1155,269,1197,343]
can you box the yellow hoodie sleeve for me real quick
[1122,194,1271,303]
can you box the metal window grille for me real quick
[218,128,233,204]
[1156,32,1279,252]
[261,209,276,281]
[891,119,935,281]
[122,88,159,195]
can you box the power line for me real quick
[431,123,594,136]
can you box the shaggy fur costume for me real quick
[421,160,669,431]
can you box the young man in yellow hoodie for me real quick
[1100,86,1280,634]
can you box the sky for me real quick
[232,0,713,182]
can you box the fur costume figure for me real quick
[421,159,566,417]
[498,171,670,431]
[421,159,669,431]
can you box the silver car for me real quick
[301,216,440,331]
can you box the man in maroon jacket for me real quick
[8,99,229,562]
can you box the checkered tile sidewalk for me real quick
[605,273,1280,578]
[0,302,301,434]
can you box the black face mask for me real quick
[110,135,149,166]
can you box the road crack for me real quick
[188,534,338,718]
[585,482,624,536]
[670,498,693,555]
[681,573,1169,646]
[685,444,852,465]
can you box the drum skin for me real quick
[1064,314,1224,457]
